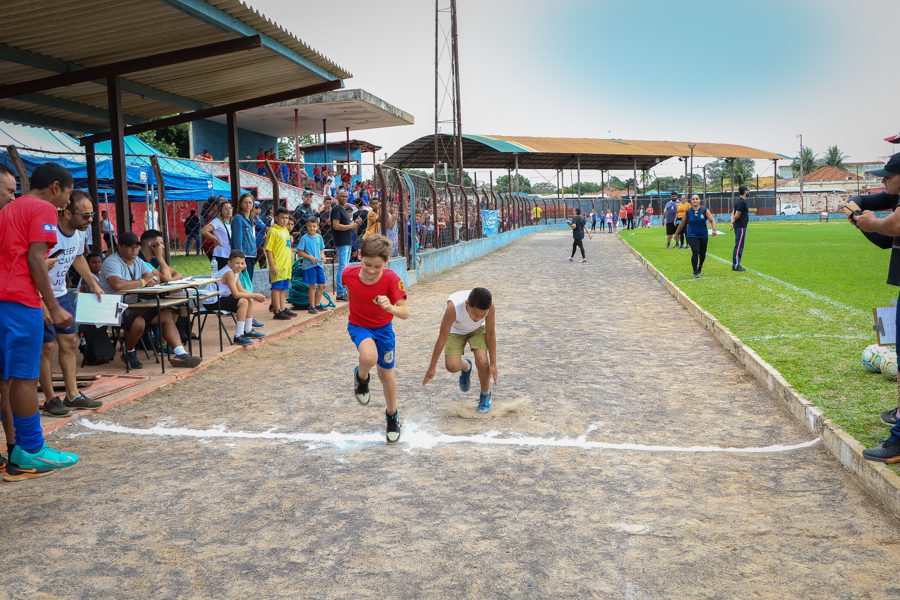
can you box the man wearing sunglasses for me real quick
[850,152,900,463]
[39,191,104,418]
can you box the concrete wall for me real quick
[250,223,568,298]
[190,120,277,164]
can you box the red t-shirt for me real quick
[343,266,407,328]
[0,195,59,308]
[341,172,351,184]
[626,204,634,216]
[256,153,265,169]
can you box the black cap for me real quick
[866,153,900,177]
[119,231,140,247]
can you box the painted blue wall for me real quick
[303,145,362,186]
[191,120,277,164]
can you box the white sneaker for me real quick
[567,257,573,262]
[580,258,587,263]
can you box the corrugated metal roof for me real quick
[385,134,783,171]
[0,0,351,133]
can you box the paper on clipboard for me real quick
[873,306,896,346]
[75,294,128,326]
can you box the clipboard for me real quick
[75,294,128,326]
[873,306,896,346]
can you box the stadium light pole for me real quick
[688,143,695,200]
[692,164,707,205]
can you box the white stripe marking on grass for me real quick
[705,253,867,317]
[76,419,820,454]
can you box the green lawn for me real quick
[169,253,216,277]
[621,221,898,455]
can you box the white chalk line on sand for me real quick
[704,252,868,317]
[76,419,820,454]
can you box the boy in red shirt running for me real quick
[342,235,409,443]
[0,163,79,481]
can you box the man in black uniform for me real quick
[851,152,900,463]
[567,208,592,263]
[731,184,750,271]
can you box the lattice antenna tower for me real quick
[434,0,463,184]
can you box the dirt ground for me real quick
[2,231,898,599]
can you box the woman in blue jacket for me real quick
[232,194,259,279]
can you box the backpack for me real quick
[78,325,116,366]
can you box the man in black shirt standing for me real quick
[730,184,750,271]
[852,152,900,463]
[184,210,200,256]
[330,190,360,302]
[567,208,592,263]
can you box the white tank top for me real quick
[204,265,234,304]
[449,290,485,335]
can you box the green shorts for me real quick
[444,327,487,356]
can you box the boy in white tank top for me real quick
[422,288,497,412]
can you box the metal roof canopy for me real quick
[207,89,414,138]
[0,0,351,240]
[385,134,783,171]
[300,139,383,154]
[0,0,351,134]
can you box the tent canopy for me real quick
[0,121,234,200]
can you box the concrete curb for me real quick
[620,238,900,520]
[43,304,350,436]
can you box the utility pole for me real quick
[433,0,439,177]
[797,133,804,213]
[450,0,464,185]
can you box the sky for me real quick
[251,0,900,183]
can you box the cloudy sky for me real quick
[252,0,899,182]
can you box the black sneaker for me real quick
[862,443,900,463]
[42,396,72,417]
[308,306,318,314]
[335,294,348,302]
[2,462,54,482]
[122,351,143,370]
[273,310,292,320]
[354,366,370,405]
[64,392,102,410]
[881,407,899,427]
[732,266,747,272]
[386,410,401,444]
[170,353,202,368]
[284,308,298,317]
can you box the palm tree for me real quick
[639,169,652,193]
[730,158,754,185]
[792,147,818,178]
[822,145,848,169]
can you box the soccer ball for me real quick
[861,344,884,373]
[882,353,898,380]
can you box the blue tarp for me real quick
[0,122,234,201]
[481,210,499,236]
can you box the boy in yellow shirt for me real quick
[265,208,295,320]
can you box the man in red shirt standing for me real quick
[0,165,16,210]
[256,149,266,175]
[625,200,635,230]
[0,162,80,480]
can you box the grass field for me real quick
[620,221,898,454]
[169,252,216,276]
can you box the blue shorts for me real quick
[302,265,326,285]
[0,301,44,380]
[271,279,290,291]
[43,292,77,342]
[348,322,396,369]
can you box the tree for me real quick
[704,158,755,187]
[278,136,315,161]
[563,181,602,195]
[822,145,848,169]
[791,147,818,178]
[532,181,558,195]
[607,175,626,190]
[494,173,532,194]
[137,124,189,157]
